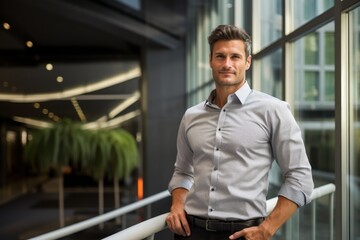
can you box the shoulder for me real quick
[247,90,289,110]
[184,101,208,115]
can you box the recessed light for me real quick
[34,103,40,109]
[42,108,49,114]
[2,22,10,30]
[56,76,63,82]
[26,41,33,48]
[46,63,53,71]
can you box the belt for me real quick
[187,215,264,232]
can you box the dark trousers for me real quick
[173,224,245,240]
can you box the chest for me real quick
[185,107,271,153]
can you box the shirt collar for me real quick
[205,81,252,107]
[234,81,252,104]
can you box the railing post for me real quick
[311,199,316,240]
[147,204,152,219]
[122,215,126,229]
[330,191,334,240]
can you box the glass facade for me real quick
[290,0,334,30]
[257,48,283,98]
[293,22,335,184]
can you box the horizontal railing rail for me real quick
[103,183,336,240]
[29,190,170,240]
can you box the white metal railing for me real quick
[29,190,170,240]
[103,183,336,240]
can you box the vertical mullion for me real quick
[334,0,349,239]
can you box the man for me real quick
[166,25,314,240]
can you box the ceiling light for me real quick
[0,66,141,102]
[42,108,49,114]
[56,76,63,83]
[46,63,53,71]
[83,110,140,130]
[13,116,52,129]
[26,41,33,48]
[2,22,10,30]
[71,98,87,122]
[108,91,140,119]
[34,102,40,108]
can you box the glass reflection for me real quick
[254,0,282,51]
[293,21,335,239]
[290,0,334,30]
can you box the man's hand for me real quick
[230,196,298,240]
[229,225,271,240]
[166,188,190,237]
[166,204,190,236]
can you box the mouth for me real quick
[219,71,234,75]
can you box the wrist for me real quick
[259,219,276,238]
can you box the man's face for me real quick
[209,40,251,88]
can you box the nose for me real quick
[223,57,232,68]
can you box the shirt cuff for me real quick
[278,184,312,207]
[168,176,193,193]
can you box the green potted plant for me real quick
[25,119,90,227]
[25,119,139,228]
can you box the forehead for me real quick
[212,40,246,55]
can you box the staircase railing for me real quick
[29,190,170,240]
[29,183,336,240]
[103,183,336,240]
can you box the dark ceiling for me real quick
[0,0,186,128]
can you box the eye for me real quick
[215,54,225,59]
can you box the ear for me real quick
[209,53,213,68]
[245,55,252,70]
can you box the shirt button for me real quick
[223,109,226,112]
[209,208,213,212]
[216,147,219,151]
[211,187,215,191]
[218,128,221,131]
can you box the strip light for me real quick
[0,67,141,102]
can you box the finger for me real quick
[173,217,187,236]
[179,215,191,236]
[229,229,244,239]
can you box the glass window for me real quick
[324,71,334,101]
[292,22,335,239]
[349,6,360,240]
[304,71,319,101]
[258,48,283,98]
[290,0,334,30]
[294,22,334,105]
[253,0,282,51]
[305,33,319,65]
[325,32,335,65]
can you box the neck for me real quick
[214,87,235,108]
[214,81,246,107]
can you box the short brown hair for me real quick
[208,25,252,57]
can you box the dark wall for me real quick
[142,44,186,195]
[141,43,186,238]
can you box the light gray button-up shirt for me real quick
[168,81,314,220]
